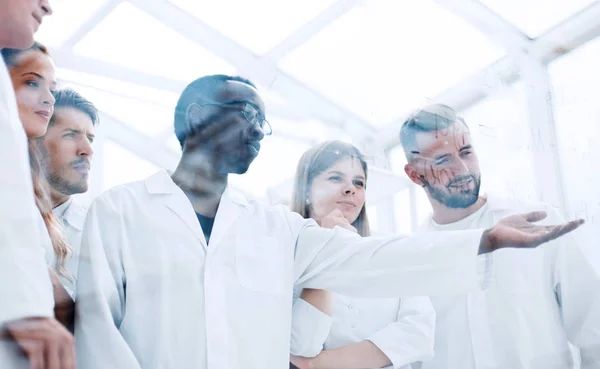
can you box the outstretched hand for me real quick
[478,211,584,255]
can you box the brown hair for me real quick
[29,142,71,278]
[291,140,370,237]
[1,41,49,67]
[3,42,71,277]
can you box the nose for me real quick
[449,157,469,176]
[40,0,53,16]
[341,181,356,195]
[247,121,265,142]
[78,137,94,158]
[42,88,55,107]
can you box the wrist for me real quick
[478,228,495,255]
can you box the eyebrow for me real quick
[64,128,95,138]
[459,144,473,151]
[328,170,365,180]
[20,72,57,87]
[224,99,263,114]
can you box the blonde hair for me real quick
[291,140,370,237]
[3,42,72,278]
[29,141,71,278]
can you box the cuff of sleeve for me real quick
[368,332,431,369]
[290,298,332,357]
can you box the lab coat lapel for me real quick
[62,197,86,231]
[145,170,207,247]
[208,187,250,249]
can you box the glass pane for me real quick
[280,0,504,127]
[366,205,379,234]
[389,146,431,230]
[73,2,235,83]
[549,36,600,258]
[393,189,413,235]
[170,0,337,54]
[230,136,311,198]
[479,0,596,38]
[167,134,182,154]
[269,117,349,144]
[461,81,538,202]
[36,0,108,48]
[57,69,178,136]
[103,141,160,191]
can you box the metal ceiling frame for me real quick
[48,0,600,220]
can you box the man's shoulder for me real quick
[90,179,149,213]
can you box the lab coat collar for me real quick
[145,169,250,207]
[61,197,87,231]
[145,169,252,247]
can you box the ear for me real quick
[404,163,425,186]
[185,103,204,130]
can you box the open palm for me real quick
[486,211,584,252]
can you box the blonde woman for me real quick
[290,140,435,369]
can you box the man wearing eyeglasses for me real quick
[74,75,583,369]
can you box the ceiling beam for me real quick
[99,112,180,170]
[264,0,362,63]
[433,0,533,54]
[374,56,520,148]
[50,48,186,92]
[531,0,600,63]
[376,1,600,150]
[62,0,123,49]
[128,0,375,139]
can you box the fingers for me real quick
[523,211,548,223]
[46,338,60,369]
[20,340,43,369]
[7,318,75,369]
[326,208,344,218]
[50,320,75,369]
[59,333,76,369]
[540,219,585,243]
[523,218,585,248]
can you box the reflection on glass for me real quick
[479,0,596,38]
[549,36,600,255]
[103,141,160,191]
[169,0,337,54]
[280,0,504,127]
[461,81,538,202]
[72,2,235,82]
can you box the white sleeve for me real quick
[75,194,142,369]
[367,297,436,368]
[290,286,332,357]
[292,217,484,297]
[0,62,53,324]
[549,219,600,368]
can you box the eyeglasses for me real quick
[199,101,272,136]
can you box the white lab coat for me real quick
[291,292,435,369]
[52,196,87,298]
[0,56,54,365]
[75,169,486,369]
[419,195,600,369]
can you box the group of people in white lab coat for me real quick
[288,105,600,369]
[0,1,597,369]
[0,1,96,368]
